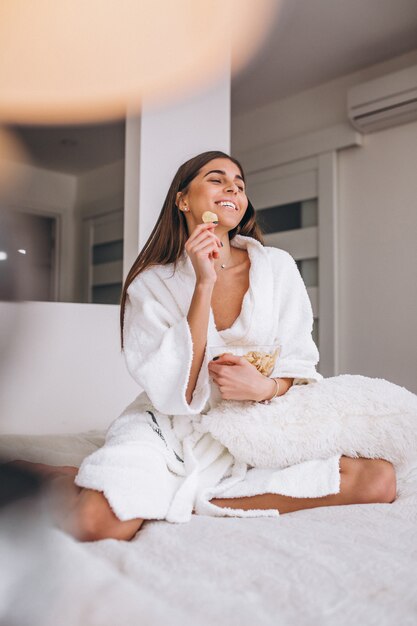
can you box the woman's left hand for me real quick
[207,353,275,402]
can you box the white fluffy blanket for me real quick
[197,375,417,470]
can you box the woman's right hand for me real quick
[185,223,222,285]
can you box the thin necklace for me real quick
[219,252,233,270]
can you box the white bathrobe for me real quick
[75,235,341,522]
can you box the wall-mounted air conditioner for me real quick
[347,65,417,133]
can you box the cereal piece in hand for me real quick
[202,211,218,224]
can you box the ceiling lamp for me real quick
[0,0,279,125]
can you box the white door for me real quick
[82,210,124,304]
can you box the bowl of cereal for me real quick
[207,345,280,377]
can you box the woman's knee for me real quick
[366,459,397,504]
[344,457,397,504]
[69,489,144,542]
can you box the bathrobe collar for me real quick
[177,235,275,345]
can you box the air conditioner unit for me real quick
[347,65,417,133]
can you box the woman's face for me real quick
[176,157,249,234]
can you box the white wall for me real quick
[0,302,138,435]
[232,49,417,153]
[75,160,125,213]
[338,122,417,391]
[232,49,417,393]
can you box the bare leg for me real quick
[210,457,397,514]
[4,461,144,542]
[48,479,145,542]
[3,460,79,479]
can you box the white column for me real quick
[123,69,231,279]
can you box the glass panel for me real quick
[256,202,302,233]
[92,283,122,305]
[295,258,318,287]
[256,198,318,234]
[92,240,123,265]
[301,199,318,227]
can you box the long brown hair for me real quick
[120,150,264,348]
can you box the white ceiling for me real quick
[231,0,417,115]
[11,119,125,175]
[10,0,417,174]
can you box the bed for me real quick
[0,302,416,625]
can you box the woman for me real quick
[17,151,396,541]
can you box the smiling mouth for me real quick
[215,201,238,211]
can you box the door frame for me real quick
[3,204,61,302]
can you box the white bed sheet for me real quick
[1,432,417,626]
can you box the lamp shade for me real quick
[0,0,279,124]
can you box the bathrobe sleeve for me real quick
[122,269,210,416]
[269,250,323,385]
